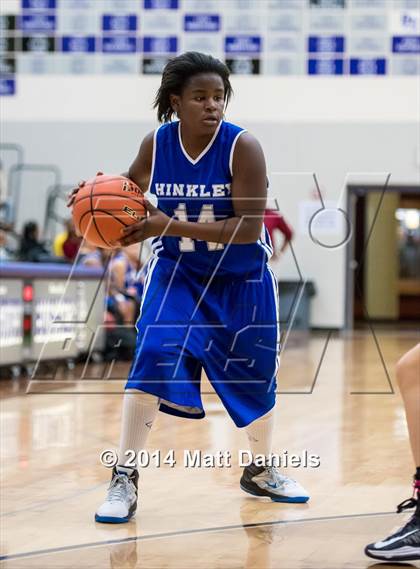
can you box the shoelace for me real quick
[107,474,132,503]
[396,480,420,514]
[265,467,295,488]
[397,479,420,514]
[397,496,418,513]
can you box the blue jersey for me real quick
[127,120,279,427]
[148,120,272,278]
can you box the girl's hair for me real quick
[153,52,233,123]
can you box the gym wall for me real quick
[2,0,419,329]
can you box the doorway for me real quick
[346,185,420,328]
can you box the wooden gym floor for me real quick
[1,329,419,569]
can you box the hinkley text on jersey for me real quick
[154,182,231,197]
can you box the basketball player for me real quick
[69,52,309,523]
[365,343,420,561]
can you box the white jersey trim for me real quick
[257,225,273,259]
[134,256,159,333]
[151,240,163,256]
[178,119,222,165]
[229,129,248,177]
[267,266,281,380]
[147,125,161,194]
[261,224,273,252]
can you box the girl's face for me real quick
[170,73,225,136]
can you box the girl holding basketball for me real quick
[70,52,309,523]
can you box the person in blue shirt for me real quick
[70,52,309,524]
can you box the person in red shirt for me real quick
[62,220,82,262]
[264,209,294,261]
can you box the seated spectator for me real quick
[0,230,12,263]
[81,248,102,267]
[53,219,81,261]
[0,158,12,227]
[81,246,141,325]
[81,246,142,361]
[18,221,53,263]
[121,243,146,300]
[77,242,100,266]
[107,248,140,326]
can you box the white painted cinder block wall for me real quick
[2,76,420,328]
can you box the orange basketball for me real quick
[72,173,146,249]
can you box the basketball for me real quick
[72,173,146,248]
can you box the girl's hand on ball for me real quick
[67,180,86,207]
[67,173,103,207]
[117,201,170,246]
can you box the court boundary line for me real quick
[0,510,397,561]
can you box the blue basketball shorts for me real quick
[126,257,279,428]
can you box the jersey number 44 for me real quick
[174,203,225,252]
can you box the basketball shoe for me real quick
[240,463,310,503]
[365,479,420,561]
[95,467,138,524]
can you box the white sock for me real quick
[117,389,159,472]
[245,408,275,464]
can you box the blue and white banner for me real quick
[143,36,178,53]
[62,0,94,8]
[61,36,96,53]
[6,0,420,81]
[268,12,301,32]
[308,36,345,53]
[350,58,386,74]
[390,10,419,34]
[309,0,346,6]
[351,14,387,31]
[22,14,56,32]
[309,13,344,32]
[142,57,171,74]
[22,35,55,52]
[0,57,16,75]
[144,0,179,9]
[0,37,18,53]
[59,56,96,74]
[101,58,138,74]
[391,57,420,75]
[0,15,18,31]
[392,35,420,53]
[102,36,137,53]
[225,36,262,54]
[350,36,387,53]
[0,78,16,96]
[184,15,220,32]
[226,58,260,74]
[22,0,56,9]
[307,58,344,74]
[102,15,138,32]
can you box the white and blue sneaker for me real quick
[240,463,310,503]
[95,467,138,524]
